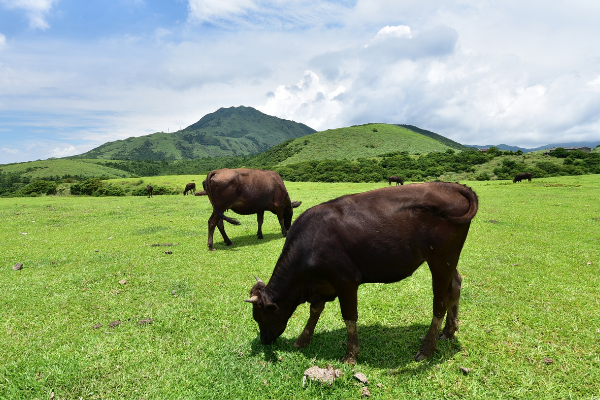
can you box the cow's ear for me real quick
[264,300,279,311]
[291,201,302,208]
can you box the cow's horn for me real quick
[254,276,264,285]
[244,295,260,304]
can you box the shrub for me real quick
[20,180,58,196]
[475,172,491,181]
[550,147,569,158]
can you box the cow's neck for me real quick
[265,257,304,310]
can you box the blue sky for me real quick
[1,0,600,163]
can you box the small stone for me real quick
[377,383,382,388]
[92,323,102,329]
[108,237,113,240]
[109,320,121,328]
[50,391,55,399]
[543,357,554,364]
[12,263,23,270]
[354,372,368,384]
[95,249,99,252]
[459,366,471,374]
[303,365,343,387]
[361,387,371,397]
[587,262,592,265]
[171,290,176,295]
[118,279,127,285]
[165,250,172,254]
[489,220,498,223]
[137,318,154,326]
[513,263,518,266]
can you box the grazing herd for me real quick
[142,169,532,363]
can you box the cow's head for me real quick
[245,277,290,345]
[283,201,302,230]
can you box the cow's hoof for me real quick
[414,351,428,361]
[225,242,233,246]
[293,336,310,348]
[208,247,217,251]
[439,333,455,342]
[341,354,357,365]
[257,235,264,240]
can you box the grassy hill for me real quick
[73,106,316,160]
[247,123,455,167]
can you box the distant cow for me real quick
[195,190,207,196]
[183,182,196,195]
[246,182,478,364]
[146,185,153,198]
[388,176,404,186]
[513,172,532,183]
[203,168,301,251]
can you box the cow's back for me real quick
[283,182,477,284]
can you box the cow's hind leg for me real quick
[256,211,264,239]
[440,270,462,341]
[276,210,287,237]
[294,302,325,348]
[217,219,233,246]
[415,260,457,361]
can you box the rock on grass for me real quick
[302,365,343,388]
[354,372,368,384]
[12,263,23,270]
[109,320,121,328]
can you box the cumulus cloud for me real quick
[0,0,59,30]
[0,33,6,50]
[258,71,346,130]
[372,25,412,42]
[187,0,255,22]
[49,145,77,157]
[2,147,19,154]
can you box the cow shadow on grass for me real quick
[211,232,284,250]
[249,322,463,370]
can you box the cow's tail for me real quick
[204,171,241,226]
[445,184,479,225]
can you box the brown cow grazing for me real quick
[388,176,404,185]
[513,172,532,183]
[146,185,153,198]
[195,190,207,196]
[203,168,301,251]
[183,182,196,195]
[245,182,478,364]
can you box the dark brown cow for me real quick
[388,176,404,186]
[195,190,207,196]
[203,168,301,251]
[246,182,478,364]
[146,185,153,198]
[183,182,196,195]
[513,172,532,183]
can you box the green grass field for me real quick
[1,175,599,399]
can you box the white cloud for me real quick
[372,25,412,42]
[0,33,6,50]
[0,0,59,30]
[258,70,346,130]
[49,145,77,157]
[2,147,19,154]
[187,0,256,22]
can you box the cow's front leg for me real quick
[276,211,287,237]
[256,211,264,239]
[294,302,325,348]
[341,319,360,365]
[338,288,359,364]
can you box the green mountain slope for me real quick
[397,124,471,151]
[246,123,454,167]
[74,106,316,160]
